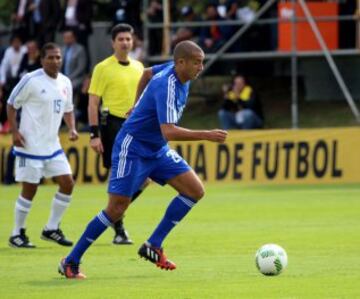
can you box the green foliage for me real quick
[0,183,360,298]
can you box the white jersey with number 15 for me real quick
[7,69,73,158]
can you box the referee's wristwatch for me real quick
[90,126,100,139]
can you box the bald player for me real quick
[59,40,228,278]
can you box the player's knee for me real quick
[59,177,75,194]
[197,187,205,200]
[106,195,131,221]
[67,178,75,193]
[21,182,39,200]
[190,186,205,201]
[113,201,130,214]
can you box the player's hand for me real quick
[69,129,79,141]
[206,129,228,143]
[12,131,25,147]
[90,137,104,154]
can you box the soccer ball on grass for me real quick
[255,244,288,276]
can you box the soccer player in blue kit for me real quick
[59,40,228,278]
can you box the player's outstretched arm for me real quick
[7,104,25,147]
[63,111,78,141]
[160,124,227,143]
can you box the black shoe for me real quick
[9,228,36,248]
[41,228,73,246]
[113,220,133,245]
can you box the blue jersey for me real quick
[121,62,190,157]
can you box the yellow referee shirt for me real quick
[88,55,144,118]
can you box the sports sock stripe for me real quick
[55,192,71,203]
[97,211,112,227]
[16,196,32,212]
[178,195,196,208]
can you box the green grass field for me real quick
[1,183,359,299]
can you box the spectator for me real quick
[111,0,142,33]
[61,29,87,124]
[200,4,231,53]
[172,5,202,47]
[218,75,264,129]
[220,0,258,52]
[147,0,163,55]
[36,0,62,47]
[17,40,41,78]
[61,0,93,67]
[0,31,7,70]
[0,35,27,133]
[61,29,87,94]
[225,0,239,20]
[29,0,42,40]
[11,0,34,42]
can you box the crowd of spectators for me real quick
[0,0,273,134]
[0,0,93,134]
[0,0,357,132]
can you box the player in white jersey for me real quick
[6,43,78,248]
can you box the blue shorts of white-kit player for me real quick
[107,132,191,197]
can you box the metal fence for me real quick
[142,0,360,127]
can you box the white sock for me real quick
[45,192,71,231]
[12,195,32,236]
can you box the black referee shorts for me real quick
[100,113,126,169]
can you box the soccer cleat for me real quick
[113,220,133,245]
[58,258,86,279]
[9,228,36,248]
[138,243,176,270]
[41,228,73,246]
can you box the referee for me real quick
[88,24,147,245]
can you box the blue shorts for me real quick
[108,134,191,197]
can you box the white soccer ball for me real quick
[255,244,288,276]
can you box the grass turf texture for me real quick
[0,183,359,299]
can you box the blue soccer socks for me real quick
[66,210,112,264]
[147,194,197,248]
